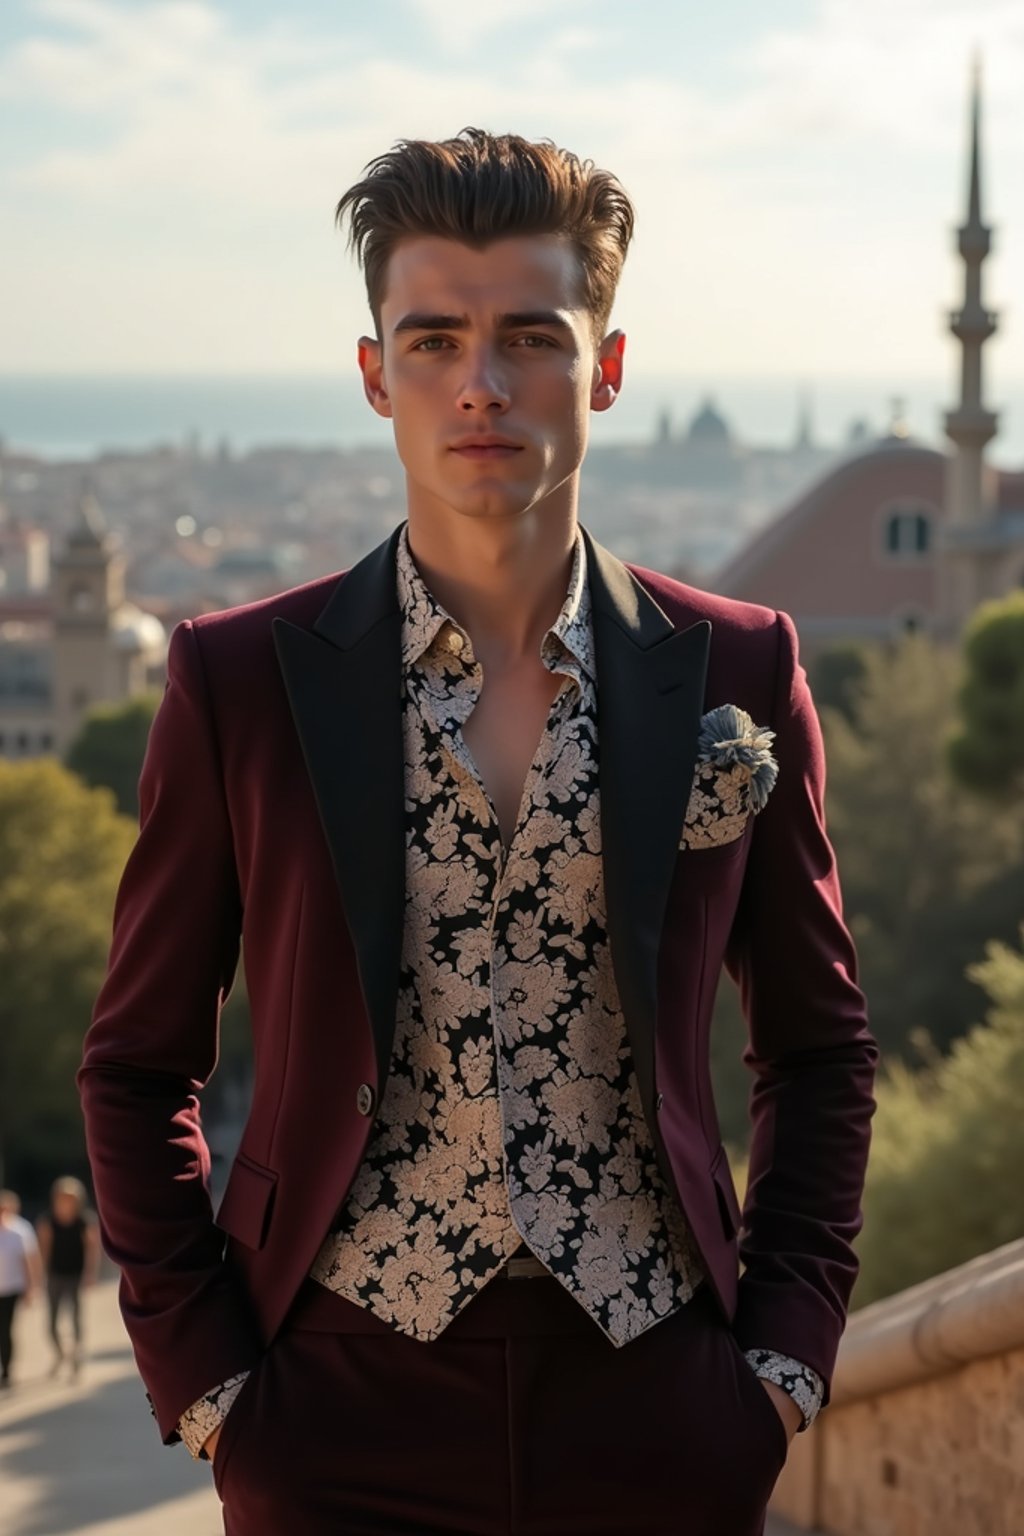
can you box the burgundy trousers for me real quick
[214,1272,789,1535]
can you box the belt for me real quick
[498,1250,550,1280]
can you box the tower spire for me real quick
[940,56,1000,628]
[967,52,983,228]
[794,389,814,451]
[71,475,108,547]
[943,55,998,478]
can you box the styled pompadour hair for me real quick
[335,127,635,343]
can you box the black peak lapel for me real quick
[272,526,406,1089]
[584,529,711,1131]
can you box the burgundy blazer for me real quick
[79,526,877,1441]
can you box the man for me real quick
[0,1189,43,1389]
[80,129,877,1535]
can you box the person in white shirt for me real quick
[0,1189,44,1388]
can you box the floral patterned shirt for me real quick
[178,527,824,1456]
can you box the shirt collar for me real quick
[395,523,594,681]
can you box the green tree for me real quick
[0,760,136,1192]
[820,634,1024,1060]
[807,641,872,723]
[853,925,1024,1307]
[713,634,1024,1153]
[949,591,1024,799]
[66,691,160,817]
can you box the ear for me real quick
[591,329,625,414]
[357,335,392,419]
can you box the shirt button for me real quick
[356,1083,376,1116]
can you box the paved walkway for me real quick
[0,1279,220,1536]
[0,1279,803,1535]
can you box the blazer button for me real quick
[356,1083,376,1116]
[655,1092,664,1111]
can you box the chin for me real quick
[446,491,539,522]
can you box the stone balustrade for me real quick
[768,1237,1024,1534]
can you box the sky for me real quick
[1,0,1023,401]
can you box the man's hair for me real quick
[335,127,635,344]
[51,1177,87,1207]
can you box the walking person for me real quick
[36,1176,100,1379]
[0,1189,43,1389]
[80,129,878,1534]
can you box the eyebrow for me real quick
[392,309,574,335]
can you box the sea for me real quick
[1,373,1023,466]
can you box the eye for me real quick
[411,336,452,352]
[513,334,557,348]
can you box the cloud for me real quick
[1,1,621,215]
[2,0,1022,381]
[728,0,1024,153]
[6,0,1023,207]
[405,0,588,53]
[4,0,228,112]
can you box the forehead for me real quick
[379,233,586,321]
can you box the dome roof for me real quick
[686,397,732,446]
[111,603,167,655]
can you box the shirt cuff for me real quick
[177,1372,250,1460]
[743,1348,825,1431]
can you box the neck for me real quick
[406,503,578,667]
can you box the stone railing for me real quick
[768,1238,1024,1534]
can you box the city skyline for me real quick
[2,0,1023,403]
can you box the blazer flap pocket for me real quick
[709,1144,743,1240]
[216,1152,278,1251]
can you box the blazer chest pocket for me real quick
[681,704,778,857]
[215,1151,278,1251]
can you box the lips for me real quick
[449,435,523,457]
[451,443,522,459]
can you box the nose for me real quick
[456,344,510,413]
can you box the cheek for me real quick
[388,409,433,479]
[562,376,592,446]
[387,381,434,442]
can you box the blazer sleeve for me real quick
[723,609,879,1406]
[78,619,262,1442]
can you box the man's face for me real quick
[358,233,623,525]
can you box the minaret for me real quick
[940,59,1000,627]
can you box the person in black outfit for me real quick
[36,1177,100,1379]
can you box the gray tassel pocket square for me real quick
[681,704,779,851]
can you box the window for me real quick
[884,507,932,558]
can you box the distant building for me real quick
[716,64,1024,648]
[0,521,49,595]
[580,390,839,577]
[0,487,166,759]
